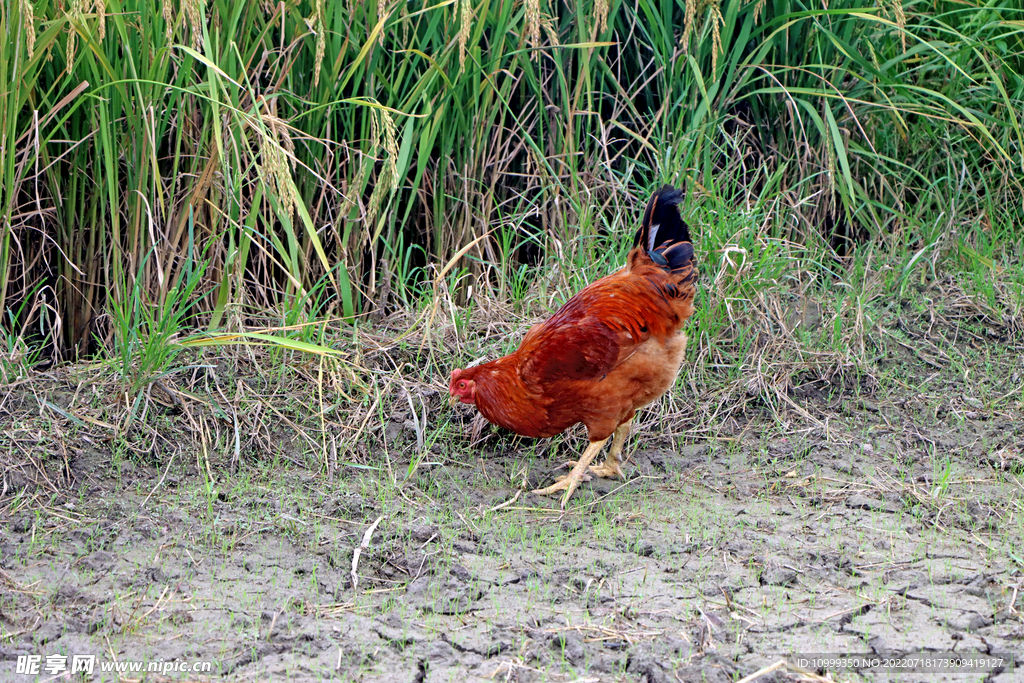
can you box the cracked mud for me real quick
[2,389,1022,682]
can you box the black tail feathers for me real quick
[633,185,694,274]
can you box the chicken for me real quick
[449,186,697,507]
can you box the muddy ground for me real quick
[2,370,1023,682]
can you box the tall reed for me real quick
[1,0,1020,359]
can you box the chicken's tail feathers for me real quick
[633,185,694,275]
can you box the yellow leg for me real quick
[532,438,608,508]
[587,419,632,480]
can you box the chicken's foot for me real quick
[587,419,632,480]
[532,438,609,508]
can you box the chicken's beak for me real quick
[448,391,458,407]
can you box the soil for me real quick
[2,373,1023,682]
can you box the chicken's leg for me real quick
[587,418,632,480]
[532,438,609,508]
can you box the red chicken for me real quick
[449,186,697,507]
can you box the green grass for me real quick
[0,0,1020,382]
[0,0,1022,574]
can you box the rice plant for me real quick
[0,0,1020,367]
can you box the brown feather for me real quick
[450,186,697,444]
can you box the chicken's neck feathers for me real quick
[470,359,550,438]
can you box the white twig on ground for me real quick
[137,451,176,515]
[488,488,522,512]
[734,660,787,683]
[351,515,384,592]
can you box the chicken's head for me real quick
[449,368,477,404]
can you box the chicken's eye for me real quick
[458,381,466,389]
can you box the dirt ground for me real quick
[2,362,1023,682]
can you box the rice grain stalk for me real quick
[525,0,540,57]
[66,0,86,75]
[310,0,326,87]
[753,0,767,25]
[824,118,837,215]
[593,0,609,34]
[183,0,204,51]
[542,14,560,47]
[20,0,36,59]
[378,0,390,45]
[709,0,723,77]
[459,0,473,72]
[880,0,907,52]
[162,0,174,42]
[256,113,298,219]
[682,0,696,52]
[367,107,399,227]
[93,0,106,40]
